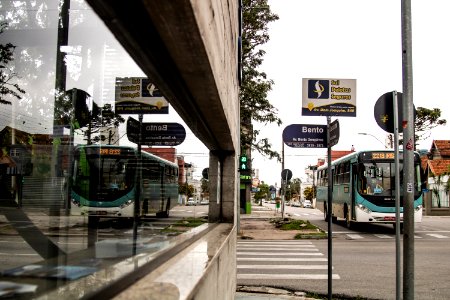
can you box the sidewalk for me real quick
[235,204,320,300]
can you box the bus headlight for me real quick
[415,205,423,212]
[358,204,372,214]
[120,200,133,208]
[71,199,81,207]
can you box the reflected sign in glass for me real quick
[115,77,169,114]
[126,117,186,146]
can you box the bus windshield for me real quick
[72,149,135,202]
[358,161,421,198]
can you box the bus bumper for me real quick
[70,201,135,218]
[355,204,423,223]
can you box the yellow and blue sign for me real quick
[302,78,356,117]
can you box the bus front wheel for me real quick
[345,212,352,229]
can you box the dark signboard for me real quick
[374,91,416,134]
[281,169,293,181]
[282,124,327,148]
[374,92,404,134]
[126,117,186,146]
[329,119,340,147]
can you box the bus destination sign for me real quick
[371,152,395,160]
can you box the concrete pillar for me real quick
[208,150,237,223]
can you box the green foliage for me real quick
[241,0,282,161]
[0,22,25,105]
[179,184,194,197]
[414,107,447,144]
[254,182,269,201]
[284,178,301,200]
[273,219,317,231]
[201,178,209,194]
[175,217,207,227]
[303,186,316,201]
[54,88,125,144]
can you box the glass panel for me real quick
[0,2,208,297]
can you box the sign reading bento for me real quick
[115,77,169,114]
[302,78,356,117]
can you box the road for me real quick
[0,204,210,272]
[237,203,450,299]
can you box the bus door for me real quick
[351,164,357,219]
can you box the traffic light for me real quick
[239,154,250,171]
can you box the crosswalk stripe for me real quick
[238,241,312,245]
[238,265,330,270]
[426,233,449,239]
[346,234,364,239]
[237,245,316,249]
[374,234,393,239]
[236,240,339,281]
[237,248,318,252]
[237,252,323,256]
[237,274,341,280]
[237,257,327,261]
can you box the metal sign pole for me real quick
[393,91,401,300]
[133,113,143,254]
[327,116,332,300]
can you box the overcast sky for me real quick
[250,0,450,187]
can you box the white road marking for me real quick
[238,274,340,280]
[374,234,393,239]
[237,252,323,256]
[346,234,364,239]
[237,257,328,262]
[238,265,330,270]
[426,233,449,239]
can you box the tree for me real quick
[179,184,194,198]
[87,104,125,144]
[414,107,447,146]
[287,178,301,200]
[303,186,315,201]
[54,88,125,144]
[254,182,269,203]
[0,22,25,105]
[241,0,281,161]
[201,178,209,194]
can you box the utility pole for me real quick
[401,0,415,299]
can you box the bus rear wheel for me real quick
[393,223,404,234]
[324,204,329,222]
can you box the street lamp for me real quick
[358,132,388,149]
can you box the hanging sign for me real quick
[127,117,186,146]
[115,77,169,114]
[283,124,327,148]
[302,78,356,117]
